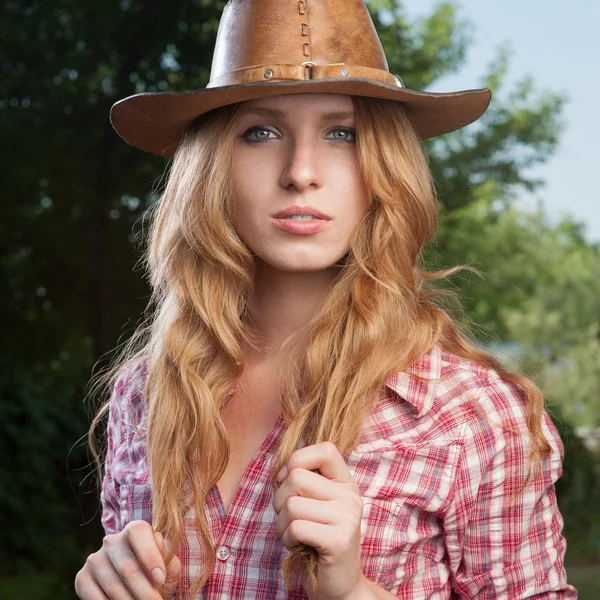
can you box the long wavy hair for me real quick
[88,95,552,599]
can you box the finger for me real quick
[86,551,138,600]
[154,532,166,562]
[273,468,344,514]
[84,577,111,600]
[275,495,338,539]
[74,569,110,600]
[103,532,163,600]
[280,519,334,553]
[154,531,181,592]
[278,442,352,484]
[124,521,168,586]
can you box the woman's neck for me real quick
[244,259,340,360]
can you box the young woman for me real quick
[76,2,577,599]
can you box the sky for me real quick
[401,0,600,242]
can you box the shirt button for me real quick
[216,545,231,561]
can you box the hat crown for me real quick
[209,0,390,87]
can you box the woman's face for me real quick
[231,93,369,273]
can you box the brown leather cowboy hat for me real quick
[110,0,492,157]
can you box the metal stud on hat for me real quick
[110,0,491,157]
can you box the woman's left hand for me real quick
[273,441,368,600]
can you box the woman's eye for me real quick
[240,126,356,144]
[241,126,277,143]
[327,127,356,143]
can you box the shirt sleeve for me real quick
[100,371,126,535]
[443,376,578,599]
[100,361,150,535]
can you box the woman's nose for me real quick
[279,136,323,192]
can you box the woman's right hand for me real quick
[74,520,181,599]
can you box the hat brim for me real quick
[109,78,491,157]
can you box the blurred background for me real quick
[1,0,599,597]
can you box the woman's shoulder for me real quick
[403,344,536,418]
[381,344,519,419]
[434,346,561,449]
[364,344,562,454]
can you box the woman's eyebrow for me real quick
[245,107,355,121]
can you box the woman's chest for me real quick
[347,438,463,586]
[216,379,282,515]
[190,391,464,598]
[193,437,462,600]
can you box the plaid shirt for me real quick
[101,345,577,599]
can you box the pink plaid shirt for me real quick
[101,345,577,599]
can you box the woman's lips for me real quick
[272,217,332,235]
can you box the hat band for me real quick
[206,62,402,89]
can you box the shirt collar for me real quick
[383,344,442,418]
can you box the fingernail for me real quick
[152,567,165,585]
[276,465,288,481]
